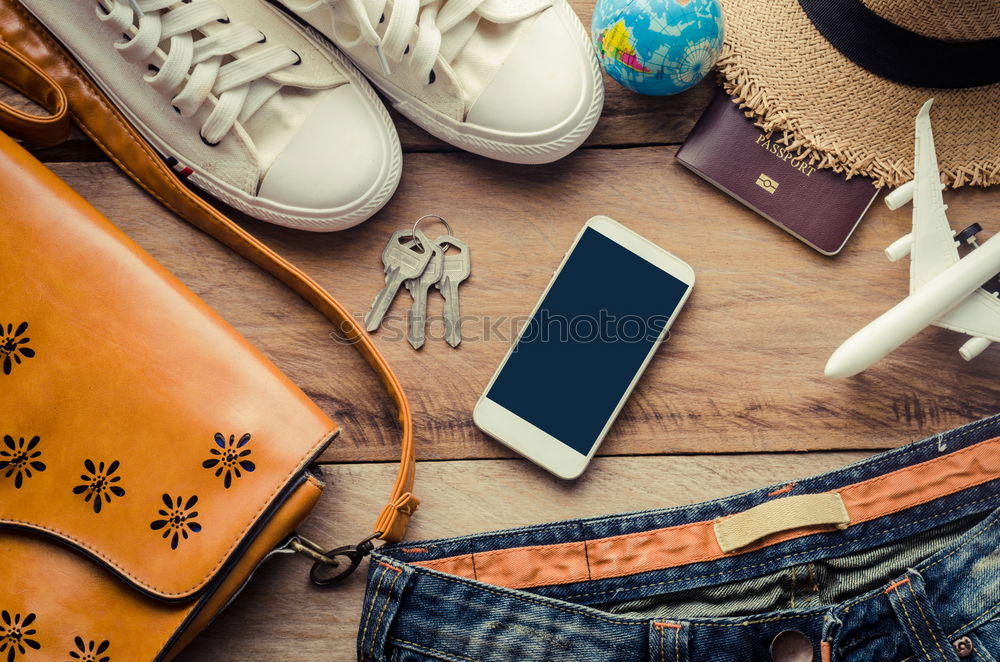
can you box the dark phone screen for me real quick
[486,228,689,455]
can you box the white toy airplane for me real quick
[825,99,1000,379]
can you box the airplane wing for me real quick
[934,288,1000,342]
[908,99,959,293]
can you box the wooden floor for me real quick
[12,3,1000,657]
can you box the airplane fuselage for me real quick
[825,232,1000,378]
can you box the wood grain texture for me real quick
[46,155,1000,461]
[176,452,870,662]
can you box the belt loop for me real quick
[884,570,960,662]
[648,620,687,662]
[357,557,414,662]
[821,608,845,662]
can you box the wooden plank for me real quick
[176,452,870,661]
[46,156,1000,461]
[0,0,714,156]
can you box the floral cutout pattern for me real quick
[0,322,35,376]
[0,611,40,662]
[203,433,255,489]
[0,436,46,489]
[150,494,202,550]
[67,637,110,662]
[73,460,126,513]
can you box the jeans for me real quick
[359,415,1000,661]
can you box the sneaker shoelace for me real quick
[297,0,540,85]
[98,0,302,145]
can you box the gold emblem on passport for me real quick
[756,173,779,193]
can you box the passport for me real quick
[676,88,879,255]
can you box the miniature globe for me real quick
[592,0,725,96]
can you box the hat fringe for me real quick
[714,49,1000,189]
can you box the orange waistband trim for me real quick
[414,436,1000,589]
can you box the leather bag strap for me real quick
[0,35,68,146]
[0,17,418,545]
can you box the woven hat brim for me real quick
[716,0,1000,188]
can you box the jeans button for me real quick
[770,630,813,662]
[953,636,974,658]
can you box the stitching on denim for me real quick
[791,566,797,609]
[387,423,1000,557]
[371,570,404,659]
[564,494,999,602]
[893,585,934,662]
[885,578,912,594]
[925,511,1000,572]
[693,614,812,628]
[769,483,797,497]
[948,598,1000,638]
[841,500,1000,617]
[411,569,644,625]
[659,625,665,662]
[390,638,482,662]
[470,551,478,581]
[360,566,390,661]
[674,623,680,662]
[908,580,950,662]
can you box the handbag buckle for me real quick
[287,533,381,586]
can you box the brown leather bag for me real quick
[0,5,417,660]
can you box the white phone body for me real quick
[473,216,695,479]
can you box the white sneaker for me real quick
[19,0,402,231]
[276,0,604,164]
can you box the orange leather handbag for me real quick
[0,4,417,661]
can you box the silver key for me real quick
[404,241,444,349]
[365,229,433,331]
[434,235,471,347]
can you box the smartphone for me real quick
[473,216,694,479]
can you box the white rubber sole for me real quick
[282,0,605,165]
[25,2,402,232]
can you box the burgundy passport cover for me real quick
[676,88,879,255]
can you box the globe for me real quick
[592,0,725,96]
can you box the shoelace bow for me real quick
[298,0,490,84]
[98,0,301,145]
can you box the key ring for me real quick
[412,215,453,247]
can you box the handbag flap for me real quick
[0,133,338,601]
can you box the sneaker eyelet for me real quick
[147,64,160,74]
[379,13,385,23]
[404,45,410,54]
[291,50,302,65]
[200,134,220,147]
[428,69,436,84]
[217,17,230,24]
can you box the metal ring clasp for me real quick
[412,214,453,239]
[289,533,382,586]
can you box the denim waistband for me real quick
[360,415,1000,662]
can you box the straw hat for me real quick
[715,0,1000,188]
